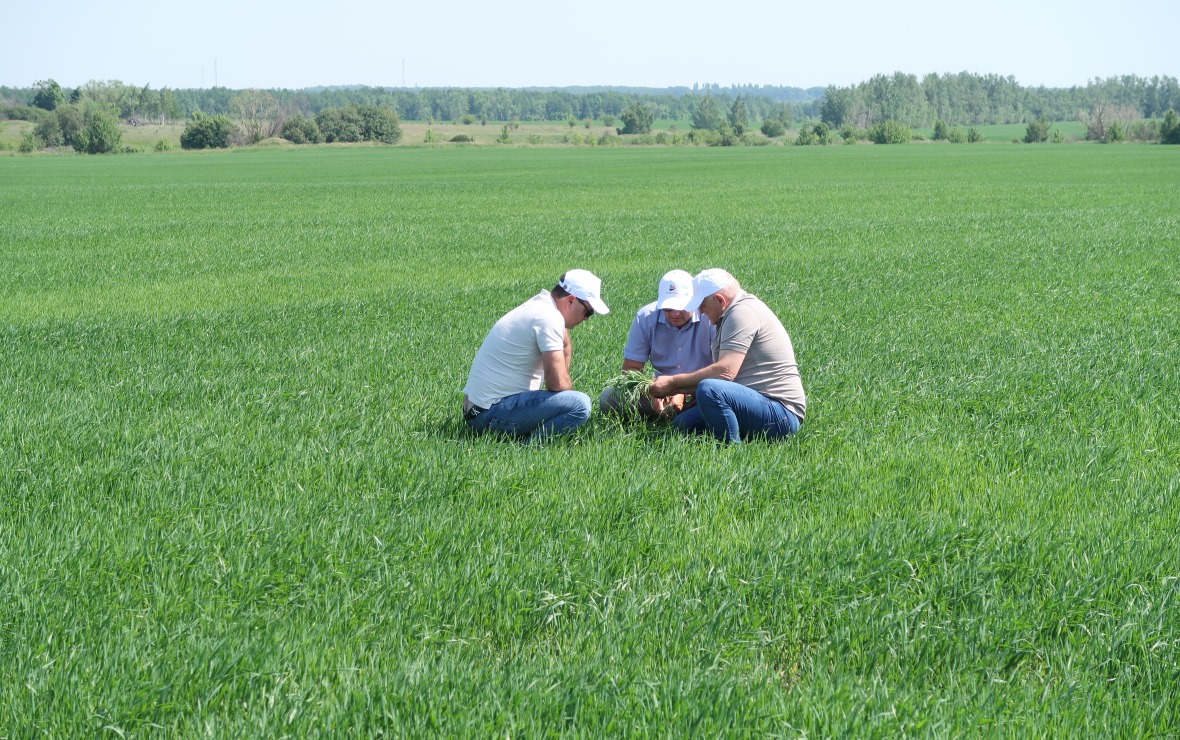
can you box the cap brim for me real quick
[588,297,610,315]
[683,292,707,313]
[657,295,692,311]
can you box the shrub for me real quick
[33,115,63,147]
[461,114,476,125]
[1105,120,1125,143]
[602,115,615,128]
[497,126,510,144]
[181,113,235,149]
[18,131,41,153]
[839,124,863,144]
[1023,118,1050,143]
[315,105,401,144]
[1050,128,1066,144]
[911,132,926,141]
[1159,110,1180,144]
[154,138,174,152]
[932,120,948,141]
[794,127,815,146]
[280,116,322,144]
[813,122,831,145]
[618,102,653,135]
[1127,120,1158,142]
[946,127,967,144]
[75,113,122,154]
[449,134,473,143]
[760,119,785,138]
[526,134,543,145]
[967,127,985,143]
[868,120,910,144]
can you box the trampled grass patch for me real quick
[1,145,1178,733]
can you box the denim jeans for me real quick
[465,390,592,443]
[672,379,800,444]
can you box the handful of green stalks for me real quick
[602,369,655,411]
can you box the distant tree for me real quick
[280,116,322,144]
[760,119,785,137]
[497,125,511,144]
[315,105,401,144]
[74,112,122,154]
[868,120,911,144]
[231,89,281,143]
[618,101,653,134]
[1105,119,1125,143]
[33,114,63,147]
[180,112,235,149]
[967,126,985,143]
[729,96,748,135]
[692,92,722,131]
[55,105,84,148]
[1161,109,1180,144]
[813,122,831,145]
[32,79,66,111]
[1023,117,1050,143]
[932,119,948,140]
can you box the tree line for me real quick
[820,72,1180,128]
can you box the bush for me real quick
[760,119,785,138]
[315,105,401,144]
[1023,118,1050,143]
[496,126,510,144]
[946,127,967,144]
[932,120,948,141]
[1,105,44,122]
[1160,110,1180,144]
[33,115,63,147]
[618,102,653,135]
[1105,120,1125,143]
[181,113,235,149]
[839,124,864,144]
[868,120,911,144]
[75,113,122,154]
[18,131,41,153]
[461,114,476,125]
[280,116,322,144]
[449,134,473,143]
[154,138,174,152]
[967,127,985,143]
[813,122,831,145]
[526,134,543,145]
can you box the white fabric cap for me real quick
[655,269,694,311]
[560,269,610,315]
[684,268,735,312]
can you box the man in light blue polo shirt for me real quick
[599,269,715,418]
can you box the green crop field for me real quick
[2,145,1178,734]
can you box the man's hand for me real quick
[650,393,686,416]
[648,374,679,398]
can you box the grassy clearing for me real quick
[1,145,1178,733]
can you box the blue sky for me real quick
[5,0,1177,90]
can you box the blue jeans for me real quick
[673,379,801,444]
[465,390,592,443]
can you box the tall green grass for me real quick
[2,145,1178,734]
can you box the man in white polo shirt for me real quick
[599,269,715,418]
[462,269,609,443]
[648,268,806,444]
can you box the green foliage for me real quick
[1,105,44,122]
[1023,118,1050,143]
[461,114,476,125]
[280,116,323,144]
[180,112,235,149]
[32,79,66,111]
[54,105,84,148]
[314,105,402,144]
[602,115,615,128]
[794,126,816,145]
[33,114,63,147]
[618,101,653,135]
[868,119,911,144]
[946,127,967,144]
[450,134,473,143]
[967,126,985,143]
[813,122,831,145]
[1105,120,1125,143]
[74,112,122,154]
[1050,128,1066,144]
[526,134,543,145]
[729,95,749,135]
[18,130,40,153]
[933,119,948,140]
[567,115,578,127]
[691,91,723,131]
[839,123,864,143]
[154,138,174,152]
[496,125,511,144]
[760,119,786,137]
[1161,109,1180,144]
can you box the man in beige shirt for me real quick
[648,268,805,443]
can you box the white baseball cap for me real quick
[559,269,610,315]
[684,268,735,312]
[655,269,694,311]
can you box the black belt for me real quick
[464,403,487,421]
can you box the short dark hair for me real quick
[551,273,571,299]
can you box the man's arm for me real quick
[647,350,745,397]
[621,359,645,372]
[542,349,575,392]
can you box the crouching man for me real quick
[647,269,805,444]
[462,269,609,443]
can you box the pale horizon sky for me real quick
[5,0,1178,92]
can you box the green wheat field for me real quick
[2,144,1178,734]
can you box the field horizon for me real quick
[2,144,1178,733]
